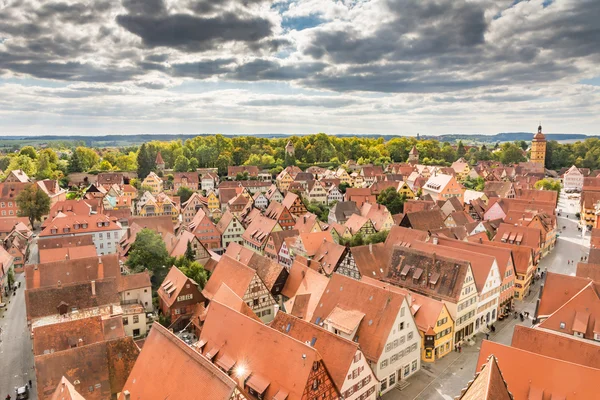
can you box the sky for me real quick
[0,0,599,136]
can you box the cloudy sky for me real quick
[0,0,598,136]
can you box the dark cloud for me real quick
[117,12,274,52]
[1,60,140,82]
[187,0,269,14]
[34,1,113,24]
[169,58,235,78]
[122,0,166,15]
[227,59,327,81]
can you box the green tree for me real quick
[176,186,194,204]
[20,146,37,159]
[188,158,199,171]
[137,143,154,179]
[68,150,83,173]
[499,143,527,164]
[456,141,466,158]
[174,256,208,289]
[35,152,54,180]
[99,160,113,171]
[463,176,485,191]
[126,229,173,288]
[185,241,195,261]
[115,152,137,171]
[377,187,406,214]
[534,178,561,192]
[16,183,51,227]
[338,182,351,194]
[73,147,99,171]
[174,155,190,172]
[7,155,36,176]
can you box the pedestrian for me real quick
[459,345,462,353]
[29,379,32,388]
[486,333,489,340]
[5,395,10,400]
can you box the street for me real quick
[0,272,36,399]
[385,189,589,400]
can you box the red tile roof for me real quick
[202,255,255,300]
[39,245,97,264]
[120,322,236,400]
[281,260,329,321]
[537,272,592,318]
[458,355,513,400]
[157,266,199,309]
[476,340,599,400]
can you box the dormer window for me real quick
[82,223,88,229]
[51,229,57,234]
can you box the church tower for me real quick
[408,145,419,164]
[530,125,547,166]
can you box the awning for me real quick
[246,373,270,394]
[215,353,236,372]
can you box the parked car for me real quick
[16,385,29,400]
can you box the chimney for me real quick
[77,338,84,347]
[123,390,131,400]
[432,236,438,245]
[91,280,96,296]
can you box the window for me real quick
[389,373,396,386]
[559,322,566,329]
[408,332,413,340]
[399,322,404,330]
[133,315,139,324]
[107,232,111,239]
[412,360,418,372]
[400,307,405,317]
[123,317,128,325]
[404,365,410,376]
[133,329,140,337]
[380,359,388,369]
[380,379,387,391]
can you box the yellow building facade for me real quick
[530,125,546,166]
[420,304,454,363]
[397,182,415,200]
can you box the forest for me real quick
[0,134,598,181]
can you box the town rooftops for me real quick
[385,245,471,303]
[157,266,199,309]
[511,325,600,370]
[202,255,255,300]
[40,214,120,237]
[200,301,337,400]
[537,272,592,318]
[309,240,346,275]
[282,259,329,321]
[121,322,237,400]
[38,245,97,264]
[242,215,279,247]
[311,273,407,362]
[456,354,513,400]
[50,376,87,400]
[423,173,454,193]
[400,209,446,231]
[476,340,599,400]
[38,235,95,250]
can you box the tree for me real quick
[176,186,194,204]
[456,141,466,158]
[20,146,37,159]
[73,147,99,171]
[174,256,208,289]
[137,143,154,179]
[7,155,36,176]
[6,268,14,290]
[185,241,195,261]
[68,150,83,173]
[35,152,53,180]
[377,187,406,214]
[463,176,485,191]
[126,228,172,288]
[338,182,351,194]
[174,155,190,172]
[16,183,51,228]
[98,160,113,171]
[534,178,561,192]
[499,143,526,164]
[188,158,199,171]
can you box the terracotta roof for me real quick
[271,312,361,390]
[32,316,113,356]
[282,260,329,321]
[330,201,360,222]
[223,242,254,265]
[493,223,542,252]
[385,245,471,303]
[484,182,514,198]
[157,266,199,308]
[384,226,427,248]
[281,191,300,209]
[447,211,474,226]
[48,200,93,219]
[351,243,391,279]
[268,229,299,254]
[344,213,371,234]
[118,271,151,293]
[538,281,600,339]
[515,188,557,204]
[244,214,280,248]
[403,200,436,214]
[476,340,599,400]
[537,272,592,318]
[247,252,286,292]
[360,203,392,231]
[50,376,87,400]
[0,216,32,233]
[294,212,320,234]
[576,262,600,281]
[434,237,514,277]
[200,301,338,400]
[311,273,408,362]
[457,355,513,400]
[128,215,174,235]
[299,231,334,257]
[511,325,600,370]
[202,255,255,300]
[400,209,446,231]
[26,254,121,290]
[26,277,120,321]
[309,240,346,275]
[486,241,533,275]
[40,214,120,237]
[39,245,97,264]
[36,336,139,400]
[210,283,261,322]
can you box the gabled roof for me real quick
[271,312,361,390]
[309,240,346,275]
[268,229,299,254]
[457,355,513,400]
[282,260,329,321]
[400,209,446,231]
[384,226,428,248]
[119,323,236,400]
[344,213,371,234]
[311,273,407,362]
[200,301,337,400]
[423,174,454,193]
[537,272,592,317]
[39,245,97,264]
[294,212,320,234]
[242,215,280,247]
[202,255,255,300]
[351,243,391,279]
[435,237,513,277]
[576,262,600,281]
[50,376,87,400]
[511,325,600,370]
[476,340,599,400]
[157,266,198,308]
[298,231,334,257]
